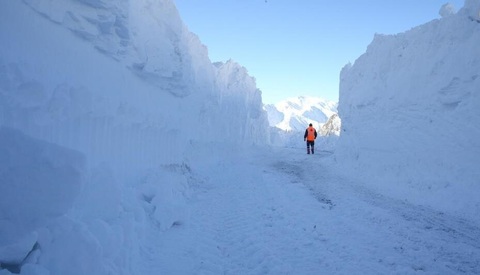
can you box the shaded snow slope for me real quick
[0,127,84,252]
[214,60,269,145]
[0,0,268,274]
[0,0,268,183]
[336,1,480,223]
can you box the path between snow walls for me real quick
[0,139,479,274]
[137,145,480,274]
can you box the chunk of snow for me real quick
[0,232,37,265]
[439,3,456,18]
[0,127,85,247]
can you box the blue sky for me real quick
[174,0,464,104]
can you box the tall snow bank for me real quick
[0,0,268,273]
[214,60,269,145]
[0,0,268,173]
[336,1,480,223]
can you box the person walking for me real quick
[304,123,317,154]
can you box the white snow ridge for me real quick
[1,0,480,274]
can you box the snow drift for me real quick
[336,0,480,223]
[0,0,268,274]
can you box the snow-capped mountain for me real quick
[320,113,341,136]
[265,96,338,132]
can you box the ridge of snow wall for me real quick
[336,1,480,223]
[0,0,269,176]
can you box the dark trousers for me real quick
[306,140,315,154]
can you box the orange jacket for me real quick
[304,126,317,141]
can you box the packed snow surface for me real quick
[1,0,480,274]
[134,146,480,274]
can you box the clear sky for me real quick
[174,0,464,104]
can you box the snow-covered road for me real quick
[142,146,480,274]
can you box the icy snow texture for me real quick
[337,0,480,223]
[0,0,268,273]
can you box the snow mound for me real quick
[439,3,457,18]
[138,163,192,231]
[336,0,480,223]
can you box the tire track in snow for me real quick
[144,149,338,274]
[347,183,480,274]
[192,159,316,274]
[271,159,335,210]
[282,147,480,274]
[142,146,480,274]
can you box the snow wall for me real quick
[336,0,480,224]
[0,1,268,274]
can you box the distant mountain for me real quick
[264,96,338,132]
[320,113,341,136]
